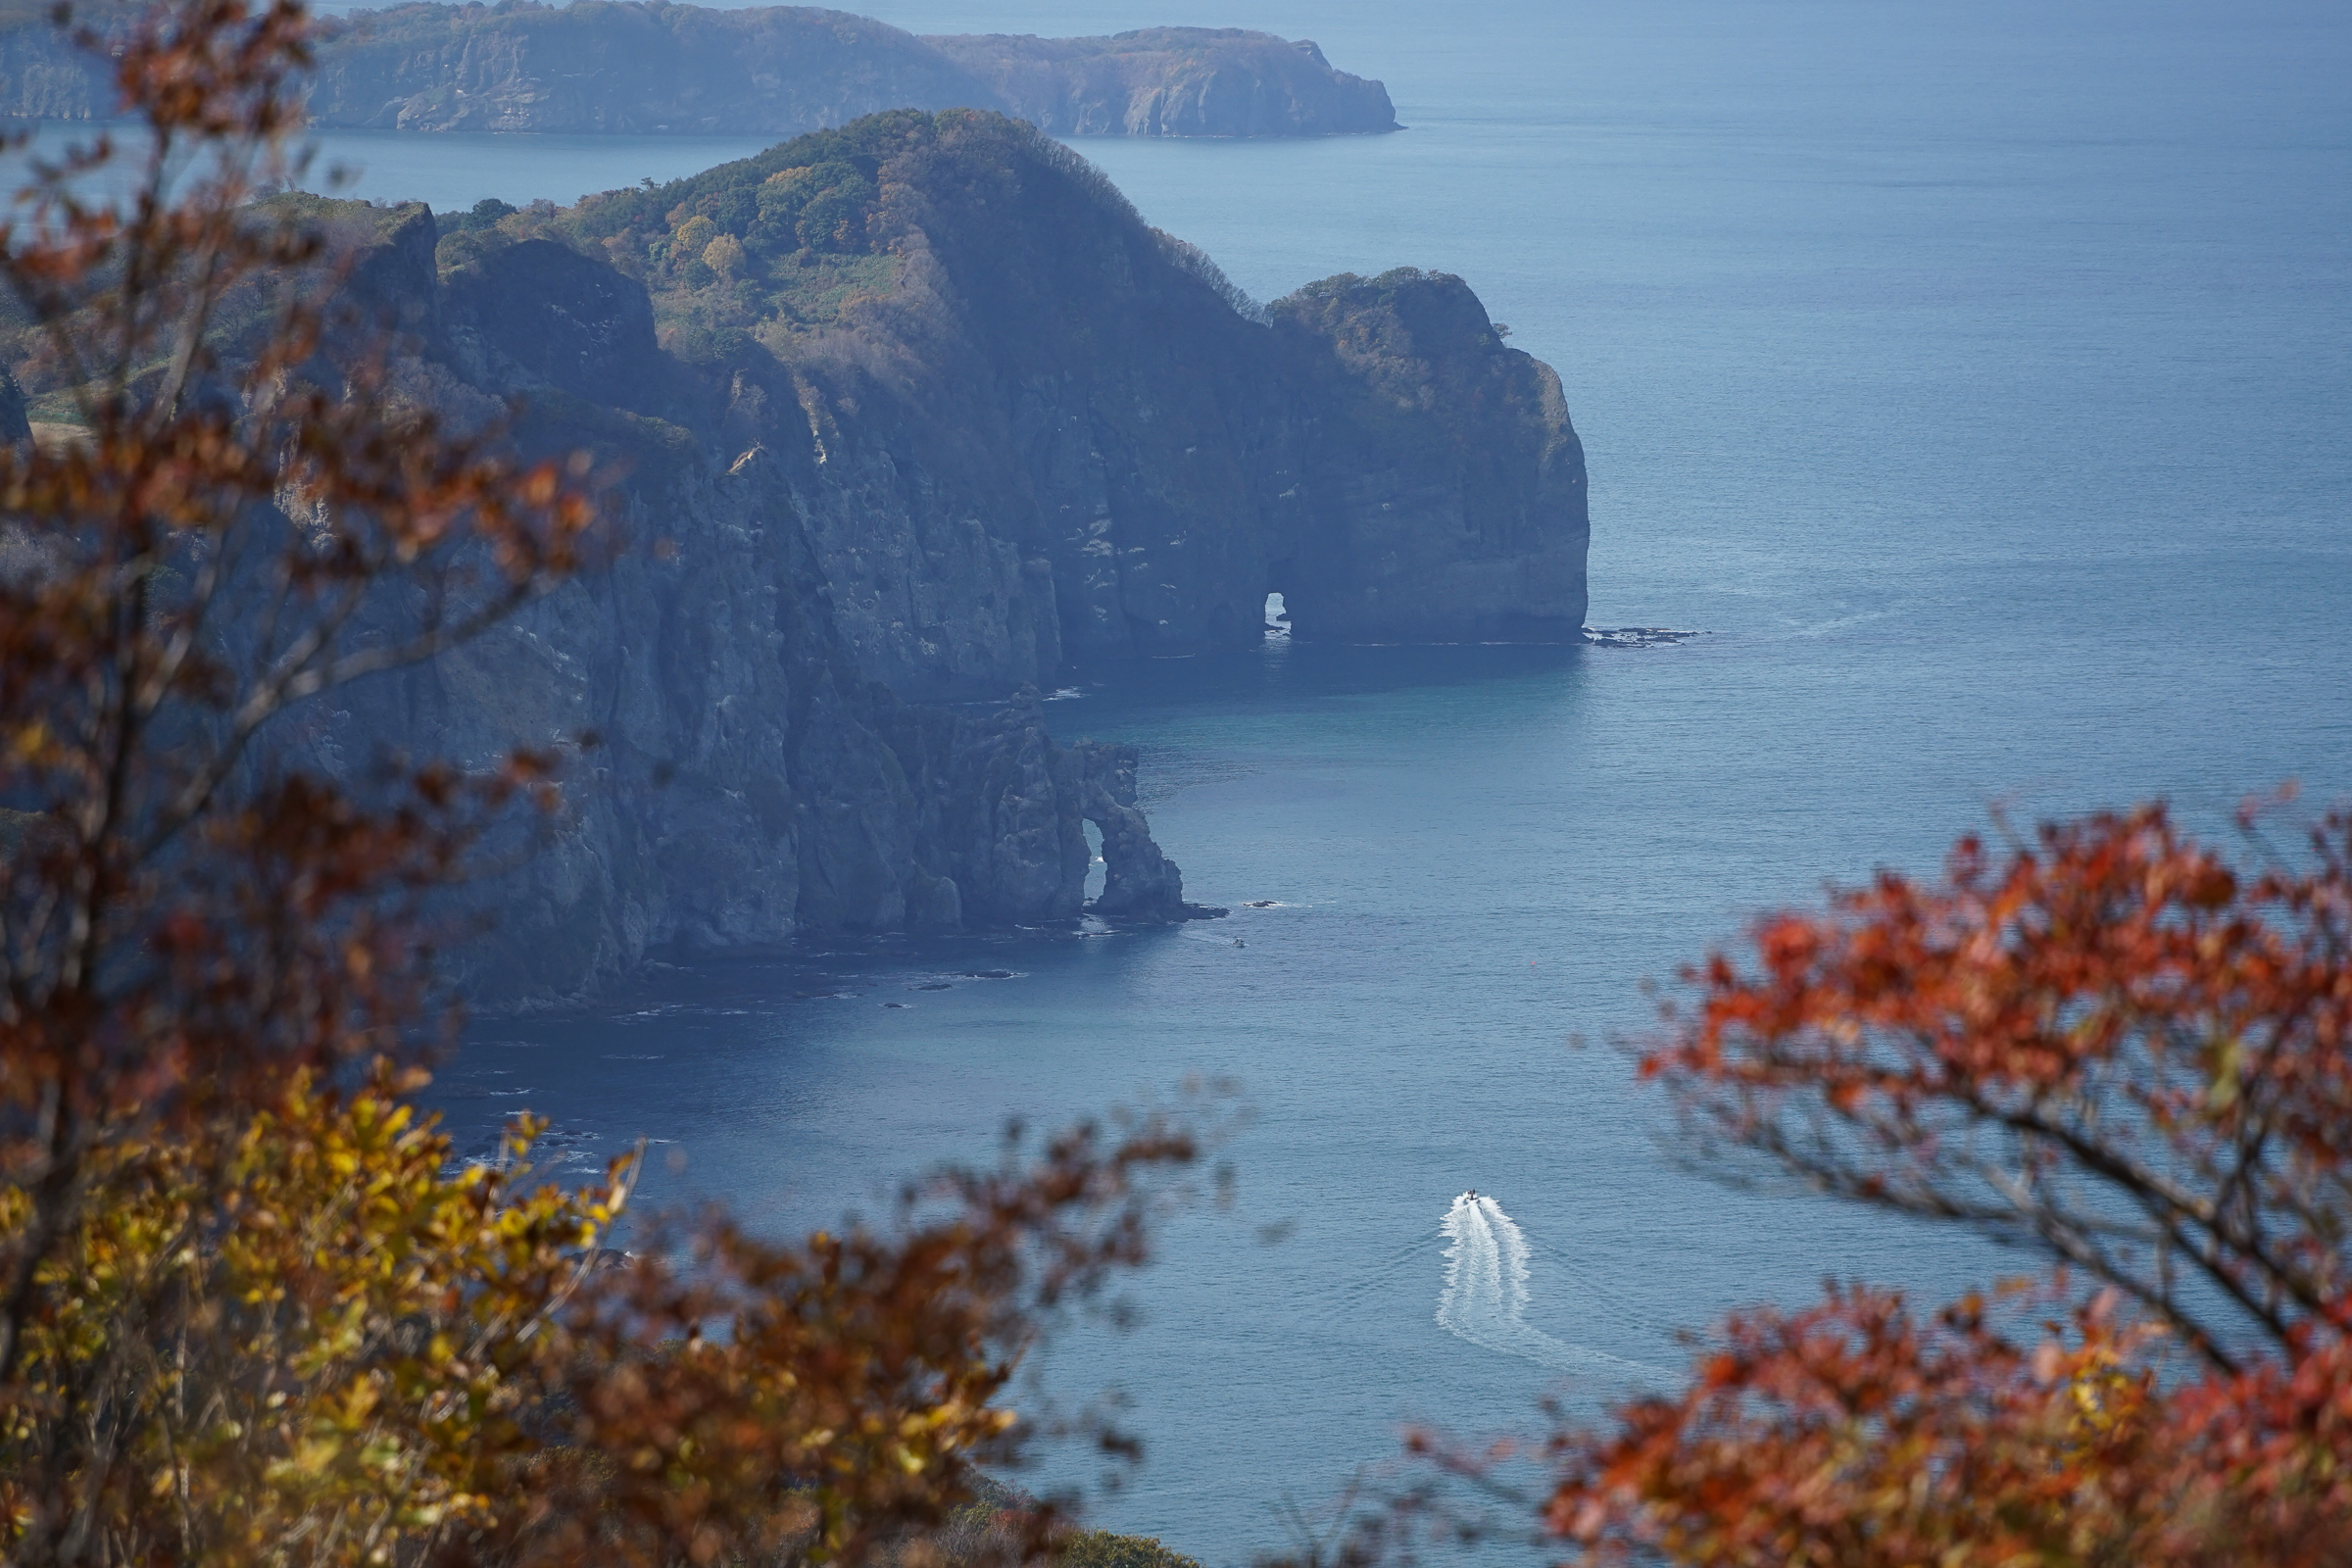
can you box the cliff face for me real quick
[923,28,1396,138]
[267,198,1234,1005]
[1268,272,1587,642]
[546,111,1585,694]
[0,4,1395,138]
[33,113,1581,1004]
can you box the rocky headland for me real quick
[493,109,1589,694]
[6,111,1584,1005]
[0,2,1397,137]
[922,28,1396,138]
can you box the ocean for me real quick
[72,0,2352,1556]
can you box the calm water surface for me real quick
[188,0,2352,1555]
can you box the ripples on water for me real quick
[1437,1195,1669,1386]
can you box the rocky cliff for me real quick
[279,199,1234,1005]
[8,112,1584,1004]
[509,109,1587,696]
[923,28,1396,138]
[0,3,1396,138]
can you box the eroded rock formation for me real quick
[1063,741,1206,922]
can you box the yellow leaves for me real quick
[2059,1344,2146,1449]
[6,1060,631,1565]
[9,1013,1189,1568]
[7,717,55,764]
[703,234,748,277]
[2204,1032,2244,1115]
[270,1436,347,1484]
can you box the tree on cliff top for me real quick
[0,3,1196,1563]
[1466,800,2352,1567]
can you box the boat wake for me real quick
[1437,1195,1668,1384]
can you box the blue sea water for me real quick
[55,0,2352,1556]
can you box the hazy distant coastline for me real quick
[0,1,1400,138]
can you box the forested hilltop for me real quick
[0,0,1398,135]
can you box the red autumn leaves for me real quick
[1543,804,2352,1566]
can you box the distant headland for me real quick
[0,1,1401,138]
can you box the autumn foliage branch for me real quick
[0,4,1199,1565]
[1527,802,2352,1567]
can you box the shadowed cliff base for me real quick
[3,111,1575,1004]
[0,2,1398,137]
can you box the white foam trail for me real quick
[1437,1195,1667,1384]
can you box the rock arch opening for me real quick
[1083,818,1105,903]
[1061,741,1223,923]
[1264,557,1298,640]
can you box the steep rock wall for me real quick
[286,211,1218,1006]
[596,112,1587,694]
